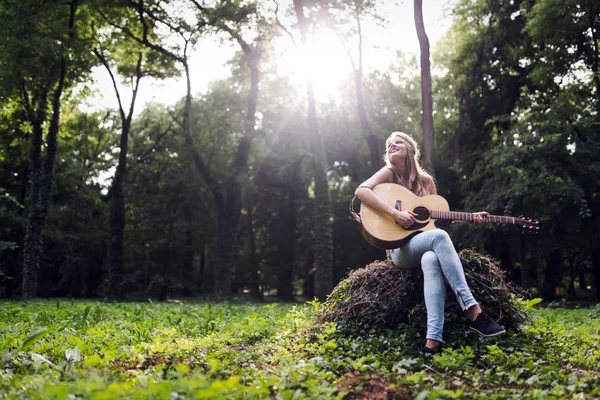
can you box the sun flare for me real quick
[280,28,354,102]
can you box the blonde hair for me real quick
[384,131,434,196]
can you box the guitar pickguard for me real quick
[407,221,428,231]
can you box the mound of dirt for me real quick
[318,250,531,332]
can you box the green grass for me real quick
[1,300,599,399]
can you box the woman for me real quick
[355,131,505,354]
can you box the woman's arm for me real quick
[354,168,396,216]
[355,168,417,229]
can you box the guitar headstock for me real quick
[516,216,540,232]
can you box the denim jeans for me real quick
[389,229,478,342]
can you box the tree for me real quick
[107,0,266,299]
[413,0,434,170]
[293,0,334,301]
[0,98,31,297]
[191,0,265,299]
[92,5,176,298]
[94,44,143,299]
[122,102,211,299]
[0,0,94,298]
[436,0,600,298]
[43,109,114,297]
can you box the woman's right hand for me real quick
[392,210,418,229]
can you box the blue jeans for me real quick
[389,229,478,342]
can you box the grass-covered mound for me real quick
[318,249,531,333]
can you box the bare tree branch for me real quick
[272,0,296,46]
[93,48,126,122]
[136,124,173,162]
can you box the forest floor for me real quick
[1,300,599,399]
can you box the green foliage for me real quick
[1,301,599,398]
[432,0,600,298]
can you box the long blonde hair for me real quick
[384,131,434,196]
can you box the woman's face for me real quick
[387,138,408,165]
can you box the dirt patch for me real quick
[575,368,600,379]
[337,371,412,400]
[227,344,254,353]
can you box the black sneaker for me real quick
[422,346,442,355]
[469,312,506,337]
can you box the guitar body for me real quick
[360,183,450,249]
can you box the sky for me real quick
[85,0,457,112]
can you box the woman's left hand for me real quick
[472,211,489,226]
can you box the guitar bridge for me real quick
[395,200,402,210]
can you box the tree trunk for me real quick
[22,73,67,299]
[568,258,576,296]
[21,117,45,299]
[578,262,586,290]
[105,119,128,300]
[21,2,75,299]
[212,46,259,299]
[5,165,30,297]
[352,0,379,174]
[199,244,206,293]
[107,162,126,298]
[213,206,236,300]
[181,223,196,296]
[542,249,562,300]
[172,29,259,300]
[593,249,600,300]
[414,0,434,170]
[246,198,262,301]
[277,186,297,301]
[159,215,175,301]
[293,0,334,301]
[86,249,104,297]
[212,141,251,300]
[100,52,143,299]
[354,71,379,174]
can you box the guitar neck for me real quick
[431,210,517,225]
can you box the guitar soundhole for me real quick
[413,206,430,222]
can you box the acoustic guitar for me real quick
[357,183,540,249]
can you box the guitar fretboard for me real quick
[431,210,516,225]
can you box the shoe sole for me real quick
[422,347,442,355]
[469,327,506,337]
